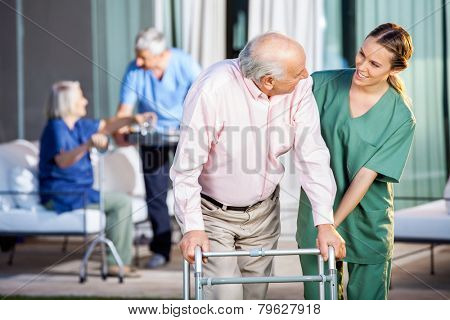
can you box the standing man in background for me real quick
[115,28,201,268]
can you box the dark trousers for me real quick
[140,145,177,260]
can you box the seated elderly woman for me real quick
[38,80,154,276]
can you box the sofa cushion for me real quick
[9,166,43,210]
[0,155,14,206]
[0,140,39,209]
[0,207,104,234]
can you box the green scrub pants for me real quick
[300,256,392,300]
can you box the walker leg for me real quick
[100,240,108,280]
[327,247,338,300]
[79,236,100,283]
[183,259,191,299]
[104,238,124,283]
[317,254,325,300]
[62,236,69,253]
[194,247,203,300]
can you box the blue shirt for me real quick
[39,118,100,213]
[119,48,201,131]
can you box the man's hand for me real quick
[134,112,157,126]
[113,128,131,147]
[89,133,109,150]
[316,224,346,261]
[114,103,134,147]
[179,230,210,264]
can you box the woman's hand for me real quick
[89,133,109,150]
[134,112,157,126]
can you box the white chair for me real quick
[91,146,149,225]
[96,146,178,265]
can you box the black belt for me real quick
[200,191,277,212]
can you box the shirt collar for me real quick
[236,60,291,104]
[234,59,267,101]
[242,75,291,105]
[242,76,268,101]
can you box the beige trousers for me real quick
[201,187,280,300]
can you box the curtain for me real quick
[91,0,154,117]
[248,0,326,237]
[179,0,226,68]
[322,0,346,69]
[154,0,226,69]
[356,0,449,208]
[446,3,450,180]
[248,0,325,71]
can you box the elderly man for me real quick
[170,32,346,299]
[115,28,201,268]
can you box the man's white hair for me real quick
[135,27,167,55]
[238,32,286,83]
[45,81,80,119]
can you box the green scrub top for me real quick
[297,69,416,264]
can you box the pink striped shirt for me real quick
[170,59,336,233]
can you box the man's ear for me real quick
[260,75,275,90]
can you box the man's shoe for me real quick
[146,253,168,269]
[107,265,140,278]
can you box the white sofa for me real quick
[0,140,151,237]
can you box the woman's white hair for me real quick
[135,27,167,55]
[238,32,285,83]
[45,81,80,119]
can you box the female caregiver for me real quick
[297,23,416,299]
[39,80,154,276]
